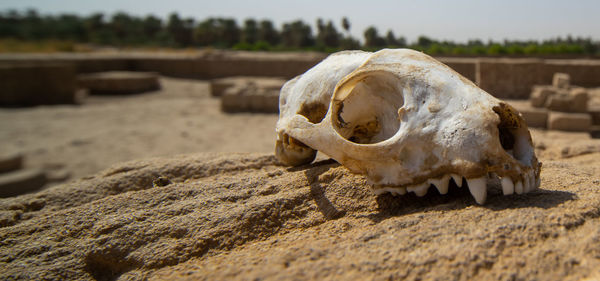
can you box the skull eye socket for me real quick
[493,103,534,165]
[332,71,404,144]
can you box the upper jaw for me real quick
[372,159,541,205]
[275,132,317,166]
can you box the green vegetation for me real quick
[1,9,598,56]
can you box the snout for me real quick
[275,132,317,166]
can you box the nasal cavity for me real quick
[493,103,534,164]
[332,72,404,144]
[297,102,328,124]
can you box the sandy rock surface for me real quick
[1,143,599,280]
[1,75,600,280]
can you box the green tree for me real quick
[316,19,340,48]
[167,13,194,46]
[142,15,162,43]
[341,17,350,35]
[363,26,385,48]
[417,35,434,48]
[281,20,313,48]
[258,20,279,46]
[241,19,258,44]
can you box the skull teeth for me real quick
[375,171,540,205]
[466,177,487,205]
[501,177,515,195]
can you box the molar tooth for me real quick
[428,175,451,195]
[450,174,463,187]
[514,181,524,194]
[466,177,487,205]
[372,188,386,195]
[388,187,406,196]
[501,177,514,195]
[407,182,429,197]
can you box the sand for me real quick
[1,76,600,280]
[0,77,279,186]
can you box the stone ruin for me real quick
[526,73,599,133]
[78,71,160,95]
[210,77,286,113]
[0,153,45,198]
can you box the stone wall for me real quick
[0,63,77,105]
[1,52,599,101]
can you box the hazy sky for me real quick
[1,0,598,43]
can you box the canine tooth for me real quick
[535,176,541,189]
[428,175,451,194]
[523,175,531,192]
[528,172,535,192]
[531,172,538,190]
[407,182,429,197]
[466,177,487,204]
[514,181,524,194]
[524,171,535,192]
[501,177,514,195]
[451,174,463,187]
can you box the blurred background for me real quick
[0,0,599,197]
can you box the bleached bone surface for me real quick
[275,49,541,204]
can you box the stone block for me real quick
[569,87,589,112]
[552,73,570,89]
[545,88,588,113]
[590,125,600,138]
[529,85,556,108]
[78,71,160,95]
[0,168,46,198]
[0,153,23,173]
[542,60,600,88]
[548,112,591,131]
[588,105,600,125]
[0,63,77,105]
[210,77,286,97]
[520,108,549,128]
[476,59,543,99]
[510,101,548,128]
[221,85,280,113]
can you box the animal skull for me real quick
[275,49,541,204]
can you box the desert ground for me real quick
[1,76,600,280]
[0,77,279,186]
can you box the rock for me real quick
[548,112,592,131]
[552,72,570,89]
[569,87,589,112]
[510,101,548,128]
[1,152,600,280]
[221,83,280,113]
[78,71,160,95]
[0,168,46,198]
[0,152,23,173]
[520,107,549,128]
[545,88,588,113]
[529,85,556,108]
[590,125,600,138]
[589,105,600,125]
[210,77,286,97]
